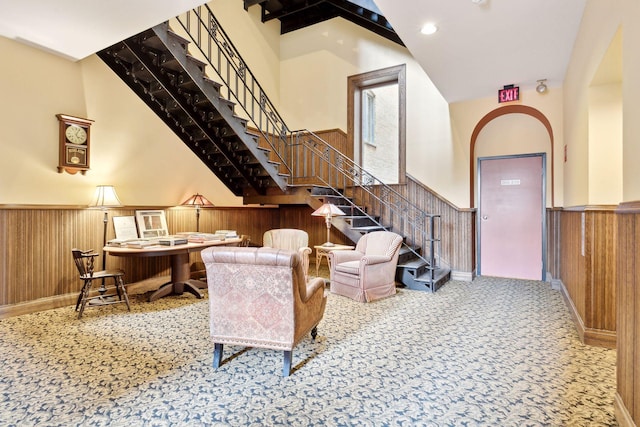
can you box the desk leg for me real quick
[148,252,204,302]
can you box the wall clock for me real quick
[56,114,94,175]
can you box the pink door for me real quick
[479,155,544,280]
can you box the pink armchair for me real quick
[201,246,326,376]
[328,231,403,302]
[263,228,312,281]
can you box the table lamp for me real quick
[312,203,345,247]
[89,185,123,292]
[181,193,214,232]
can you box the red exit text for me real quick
[498,86,520,103]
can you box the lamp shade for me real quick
[88,185,122,208]
[181,193,214,207]
[312,203,345,217]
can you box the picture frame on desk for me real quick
[135,210,169,238]
[112,215,139,240]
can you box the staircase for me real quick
[97,22,288,197]
[98,4,450,292]
[299,139,450,292]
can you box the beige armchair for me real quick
[328,231,403,302]
[201,246,327,376]
[263,229,312,281]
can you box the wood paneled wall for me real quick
[0,204,331,317]
[559,207,617,348]
[400,176,476,274]
[615,202,640,427]
[546,208,562,280]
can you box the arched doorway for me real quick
[469,105,554,208]
[470,105,554,279]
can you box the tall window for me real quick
[362,90,376,146]
[348,65,406,185]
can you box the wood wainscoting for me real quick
[394,175,476,276]
[0,204,335,318]
[615,201,640,427]
[559,206,617,349]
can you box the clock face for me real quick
[65,125,87,145]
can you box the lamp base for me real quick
[322,242,335,247]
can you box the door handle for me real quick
[482,215,488,221]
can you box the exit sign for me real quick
[498,85,520,103]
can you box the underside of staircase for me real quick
[97,23,287,198]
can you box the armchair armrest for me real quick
[299,277,325,302]
[298,246,312,281]
[330,250,362,264]
[360,255,392,266]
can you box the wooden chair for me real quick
[237,234,251,247]
[72,249,130,319]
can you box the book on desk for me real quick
[176,230,238,242]
[176,232,223,243]
[158,237,188,246]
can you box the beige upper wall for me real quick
[563,0,625,206]
[621,0,640,202]
[0,36,242,206]
[0,0,283,207]
[278,18,464,206]
[450,88,564,208]
[0,37,88,205]
[2,0,637,209]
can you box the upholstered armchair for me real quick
[328,231,403,302]
[201,246,327,376]
[263,229,312,281]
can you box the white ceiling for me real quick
[374,0,587,102]
[0,0,587,103]
[0,0,205,61]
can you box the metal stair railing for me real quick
[290,129,442,280]
[172,6,443,282]
[174,4,290,175]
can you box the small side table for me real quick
[314,244,354,277]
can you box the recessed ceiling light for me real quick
[420,23,438,35]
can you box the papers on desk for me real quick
[125,239,160,249]
[107,238,132,247]
[176,232,225,243]
[107,238,161,248]
[177,231,239,242]
[215,230,238,239]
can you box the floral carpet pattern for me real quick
[0,277,616,426]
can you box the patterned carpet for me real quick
[0,276,616,426]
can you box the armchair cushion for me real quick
[329,231,403,302]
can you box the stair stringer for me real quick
[148,23,288,194]
[152,22,287,191]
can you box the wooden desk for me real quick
[314,244,354,277]
[104,238,241,302]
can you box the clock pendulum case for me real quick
[56,114,94,175]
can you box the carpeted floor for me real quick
[0,276,617,426]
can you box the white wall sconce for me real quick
[536,79,548,94]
